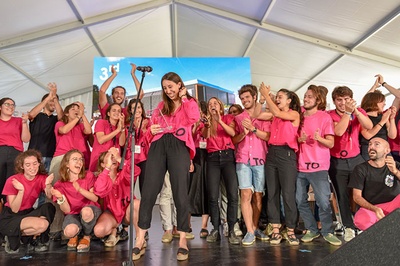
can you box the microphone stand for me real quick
[121,70,146,266]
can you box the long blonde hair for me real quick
[208,97,225,137]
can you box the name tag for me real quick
[134,145,141,154]
[199,141,207,149]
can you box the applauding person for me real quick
[0,150,55,253]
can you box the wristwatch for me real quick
[252,128,257,133]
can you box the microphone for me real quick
[137,66,153,72]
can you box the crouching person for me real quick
[0,150,56,253]
[93,147,141,247]
[51,149,101,252]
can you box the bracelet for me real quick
[378,123,383,127]
[57,195,65,205]
[382,82,387,87]
[344,111,352,116]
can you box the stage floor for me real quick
[0,206,342,266]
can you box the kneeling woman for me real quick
[51,149,101,253]
[0,150,55,253]
[93,147,141,247]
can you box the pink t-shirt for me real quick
[53,172,99,215]
[298,110,334,172]
[206,114,235,153]
[268,114,299,152]
[89,119,122,172]
[94,163,140,223]
[126,118,150,164]
[193,122,206,148]
[328,108,367,158]
[0,117,24,151]
[99,102,127,119]
[234,111,270,166]
[53,121,91,164]
[3,173,46,211]
[150,98,200,159]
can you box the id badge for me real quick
[134,145,141,154]
[199,141,207,149]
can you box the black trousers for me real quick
[329,155,364,229]
[138,134,191,232]
[206,149,238,231]
[265,145,298,228]
[0,203,55,250]
[0,146,20,202]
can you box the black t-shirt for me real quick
[349,161,400,205]
[28,112,58,157]
[359,114,388,146]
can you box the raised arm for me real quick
[21,113,30,143]
[99,65,117,109]
[376,74,400,99]
[259,83,299,122]
[131,63,144,100]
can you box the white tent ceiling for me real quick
[1,0,400,109]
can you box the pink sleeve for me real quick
[180,98,200,127]
[120,160,140,184]
[94,169,113,198]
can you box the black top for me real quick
[28,112,58,157]
[359,114,388,146]
[349,161,400,205]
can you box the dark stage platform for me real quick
[0,206,343,266]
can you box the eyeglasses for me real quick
[69,157,84,163]
[2,102,15,108]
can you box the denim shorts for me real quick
[236,162,265,193]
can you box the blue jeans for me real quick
[37,157,53,206]
[296,171,333,236]
[236,162,265,193]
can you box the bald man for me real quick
[349,137,400,231]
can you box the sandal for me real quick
[77,237,91,253]
[177,247,189,261]
[104,234,120,247]
[67,236,78,250]
[270,226,282,245]
[132,245,146,261]
[287,229,299,246]
[200,229,209,238]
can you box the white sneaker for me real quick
[222,222,229,237]
[344,228,355,242]
[233,222,243,236]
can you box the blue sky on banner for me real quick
[93,57,251,96]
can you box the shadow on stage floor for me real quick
[0,205,342,266]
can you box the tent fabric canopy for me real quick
[1,0,400,108]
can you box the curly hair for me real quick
[14,149,47,175]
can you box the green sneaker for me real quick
[323,233,342,246]
[301,230,320,243]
